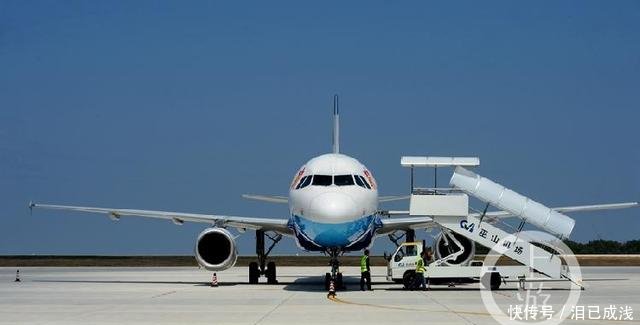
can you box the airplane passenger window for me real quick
[334,175,354,186]
[299,175,312,189]
[312,175,332,186]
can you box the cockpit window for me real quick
[312,175,332,186]
[295,176,306,189]
[295,175,312,189]
[334,175,354,186]
[300,175,312,188]
[355,175,371,189]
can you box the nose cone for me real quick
[308,192,360,223]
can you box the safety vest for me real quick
[416,257,426,274]
[360,255,368,273]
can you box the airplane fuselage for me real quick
[288,153,381,252]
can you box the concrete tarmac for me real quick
[1,266,639,324]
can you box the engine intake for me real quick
[195,227,237,271]
[434,231,475,266]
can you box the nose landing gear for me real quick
[324,248,344,291]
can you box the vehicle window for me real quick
[394,248,405,262]
[406,245,417,257]
[299,175,312,189]
[334,175,354,186]
[312,175,332,186]
[354,174,365,188]
[357,175,371,189]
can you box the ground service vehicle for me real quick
[386,241,529,290]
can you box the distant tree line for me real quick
[564,240,640,254]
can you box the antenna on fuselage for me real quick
[332,94,340,153]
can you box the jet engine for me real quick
[434,230,475,266]
[194,227,238,271]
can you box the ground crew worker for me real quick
[415,250,427,291]
[360,249,372,291]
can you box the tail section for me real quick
[332,94,340,153]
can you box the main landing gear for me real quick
[324,248,344,291]
[249,230,282,284]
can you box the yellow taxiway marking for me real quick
[327,295,639,323]
[327,294,492,316]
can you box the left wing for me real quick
[469,202,638,219]
[375,202,638,235]
[29,202,293,235]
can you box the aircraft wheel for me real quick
[481,270,501,290]
[336,272,344,290]
[249,262,259,284]
[490,272,502,290]
[324,273,331,290]
[266,261,277,284]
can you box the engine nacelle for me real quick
[194,227,238,271]
[434,231,475,266]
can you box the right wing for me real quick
[29,202,293,235]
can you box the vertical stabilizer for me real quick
[332,94,340,153]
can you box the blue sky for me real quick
[1,1,638,255]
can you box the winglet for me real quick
[28,201,35,216]
[332,94,340,154]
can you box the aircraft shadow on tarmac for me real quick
[33,279,239,287]
[32,276,585,291]
[32,275,387,291]
[281,275,390,292]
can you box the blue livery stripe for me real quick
[288,214,382,251]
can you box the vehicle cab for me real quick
[386,242,425,286]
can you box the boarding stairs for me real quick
[402,156,577,283]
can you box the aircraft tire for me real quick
[249,262,259,284]
[337,272,344,290]
[266,261,277,284]
[324,273,331,290]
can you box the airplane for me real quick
[30,95,638,289]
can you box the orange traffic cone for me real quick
[211,273,218,287]
[15,269,21,282]
[327,279,336,298]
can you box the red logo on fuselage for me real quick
[363,170,377,190]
